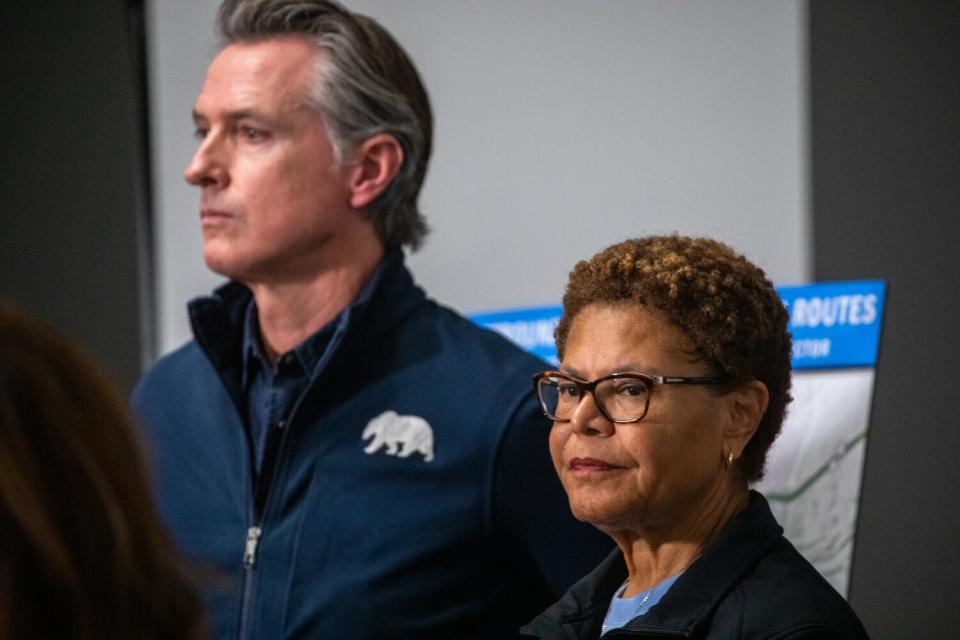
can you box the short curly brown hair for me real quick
[555,235,792,483]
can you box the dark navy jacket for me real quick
[132,252,612,640]
[521,492,870,640]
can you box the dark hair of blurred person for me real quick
[0,303,205,639]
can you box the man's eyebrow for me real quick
[191,108,275,124]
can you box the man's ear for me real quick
[722,380,769,457]
[347,134,404,210]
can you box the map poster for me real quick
[758,280,886,596]
[473,280,886,596]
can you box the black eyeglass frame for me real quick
[532,370,728,424]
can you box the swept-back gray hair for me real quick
[217,0,432,250]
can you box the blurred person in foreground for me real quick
[521,236,870,639]
[0,303,205,639]
[132,1,610,638]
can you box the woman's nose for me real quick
[569,392,614,437]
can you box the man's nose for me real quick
[569,392,614,437]
[184,135,228,188]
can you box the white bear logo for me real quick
[362,411,435,462]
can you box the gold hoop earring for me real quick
[725,451,735,469]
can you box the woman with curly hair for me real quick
[0,303,205,639]
[522,236,869,639]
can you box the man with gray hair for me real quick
[133,1,611,638]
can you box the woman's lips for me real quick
[569,457,622,472]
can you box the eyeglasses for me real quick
[532,370,727,423]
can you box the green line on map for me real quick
[765,431,867,503]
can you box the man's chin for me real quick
[203,250,244,281]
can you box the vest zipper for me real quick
[243,526,262,568]
[236,327,345,640]
[237,414,297,639]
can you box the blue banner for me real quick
[471,306,563,364]
[779,280,886,369]
[472,280,886,370]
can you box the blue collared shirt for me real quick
[240,258,389,473]
[241,302,333,473]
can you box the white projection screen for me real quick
[146,0,810,355]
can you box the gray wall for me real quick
[810,1,960,636]
[0,1,150,394]
[147,0,809,354]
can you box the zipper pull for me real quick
[243,526,262,568]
